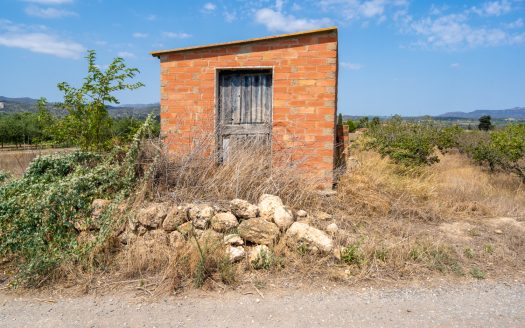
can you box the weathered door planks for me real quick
[217,70,272,162]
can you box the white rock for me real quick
[224,234,244,246]
[273,206,294,231]
[296,210,308,218]
[210,212,239,232]
[258,194,284,221]
[230,199,259,220]
[228,246,246,262]
[326,223,339,234]
[286,222,333,253]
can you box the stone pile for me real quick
[82,194,336,265]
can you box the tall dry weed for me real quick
[143,137,323,211]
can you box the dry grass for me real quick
[328,148,525,282]
[0,148,72,177]
[88,146,525,294]
[144,137,323,211]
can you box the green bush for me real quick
[0,115,155,286]
[365,116,462,166]
[466,124,525,181]
[346,119,357,132]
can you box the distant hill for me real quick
[0,96,159,119]
[438,107,525,120]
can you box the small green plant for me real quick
[464,247,475,259]
[218,258,237,285]
[296,242,309,256]
[374,248,388,262]
[484,244,494,254]
[470,267,486,279]
[450,262,465,276]
[409,243,460,274]
[251,248,274,270]
[467,229,481,237]
[340,243,365,266]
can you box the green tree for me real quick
[56,50,144,151]
[346,119,357,132]
[370,116,381,127]
[478,115,493,131]
[357,116,369,128]
[337,113,343,125]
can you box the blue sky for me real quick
[0,0,524,116]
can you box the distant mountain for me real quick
[0,96,159,119]
[438,107,525,120]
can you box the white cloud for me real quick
[254,8,332,33]
[162,31,192,39]
[0,19,83,58]
[25,5,76,18]
[0,33,84,59]
[275,0,285,12]
[291,3,302,11]
[505,18,523,29]
[409,13,524,49]
[360,0,386,18]
[450,62,460,68]
[117,51,135,58]
[132,32,148,38]
[319,0,407,22]
[224,11,236,22]
[203,2,216,12]
[146,14,157,21]
[22,0,73,4]
[341,62,363,70]
[471,1,512,17]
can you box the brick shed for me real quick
[151,27,347,189]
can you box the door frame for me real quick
[214,67,274,164]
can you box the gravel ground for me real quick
[1,281,524,327]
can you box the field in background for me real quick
[0,148,72,177]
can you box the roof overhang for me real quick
[150,26,337,58]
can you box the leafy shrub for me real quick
[465,124,525,181]
[346,119,357,133]
[365,116,462,166]
[0,115,155,286]
[470,267,486,279]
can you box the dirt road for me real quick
[1,281,524,327]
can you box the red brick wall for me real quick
[158,30,338,188]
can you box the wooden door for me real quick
[217,70,272,162]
